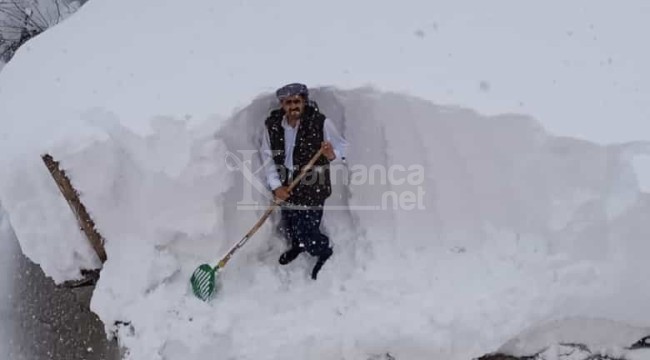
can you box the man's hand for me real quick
[321,141,336,161]
[273,186,291,202]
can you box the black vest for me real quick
[265,105,331,206]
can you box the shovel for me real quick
[190,148,325,301]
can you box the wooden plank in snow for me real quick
[41,153,107,264]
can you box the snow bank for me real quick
[3,87,650,359]
[1,0,650,157]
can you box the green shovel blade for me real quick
[190,264,217,301]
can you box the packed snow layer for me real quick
[3,88,650,359]
[1,0,650,158]
[1,155,101,282]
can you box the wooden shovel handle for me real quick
[216,148,325,269]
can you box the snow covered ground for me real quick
[1,1,650,359]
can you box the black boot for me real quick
[279,247,303,265]
[311,248,333,280]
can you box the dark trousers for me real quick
[280,207,330,257]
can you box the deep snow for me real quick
[2,1,650,155]
[1,1,650,359]
[3,88,650,359]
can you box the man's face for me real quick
[281,95,305,121]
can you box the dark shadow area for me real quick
[2,225,119,360]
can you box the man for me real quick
[261,83,348,280]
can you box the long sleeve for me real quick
[261,129,283,191]
[324,118,349,162]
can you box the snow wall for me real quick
[2,88,650,359]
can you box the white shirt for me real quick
[261,117,349,191]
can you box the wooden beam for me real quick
[41,154,107,264]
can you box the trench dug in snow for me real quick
[3,88,650,359]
